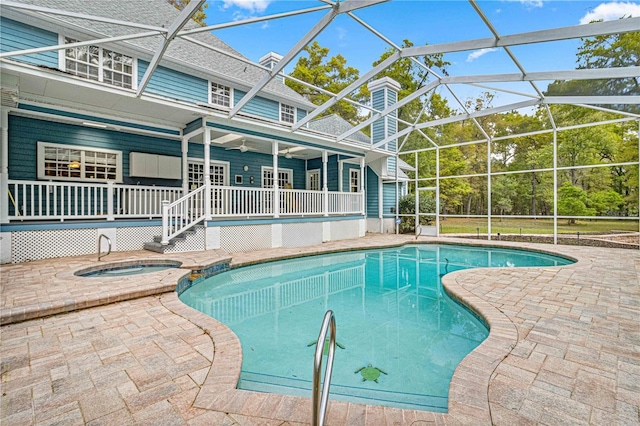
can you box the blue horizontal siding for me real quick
[233,90,280,121]
[138,61,208,104]
[8,115,181,186]
[382,182,399,217]
[0,17,58,67]
[366,167,379,218]
[297,108,307,122]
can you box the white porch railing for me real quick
[6,180,182,221]
[328,192,363,215]
[209,186,363,217]
[161,185,206,244]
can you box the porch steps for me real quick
[143,226,202,253]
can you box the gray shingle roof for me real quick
[13,0,314,107]
[307,114,371,144]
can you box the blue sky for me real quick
[202,1,640,109]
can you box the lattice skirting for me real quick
[11,228,98,263]
[282,222,323,247]
[8,225,162,263]
[220,225,273,253]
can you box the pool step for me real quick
[238,371,447,412]
[143,225,203,254]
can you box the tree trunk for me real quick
[531,170,537,216]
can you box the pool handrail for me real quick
[98,234,112,261]
[312,310,336,426]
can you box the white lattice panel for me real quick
[164,226,205,253]
[330,220,361,241]
[12,228,97,263]
[282,222,322,248]
[116,226,162,251]
[220,225,272,253]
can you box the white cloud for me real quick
[466,48,497,63]
[520,0,544,8]
[221,0,271,14]
[580,2,640,24]
[336,27,347,40]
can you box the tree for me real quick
[167,0,208,27]
[398,193,436,233]
[558,182,596,224]
[286,42,366,124]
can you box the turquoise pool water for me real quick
[179,244,572,412]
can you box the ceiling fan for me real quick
[280,148,307,159]
[225,139,257,153]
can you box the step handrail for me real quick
[98,234,111,261]
[312,310,336,426]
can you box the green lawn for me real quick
[438,217,639,235]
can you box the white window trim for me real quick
[58,34,138,90]
[350,168,361,192]
[187,158,230,186]
[208,81,233,109]
[261,166,293,188]
[279,103,296,124]
[306,168,320,191]
[37,141,123,183]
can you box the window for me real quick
[210,82,232,107]
[63,37,134,89]
[187,160,228,189]
[350,169,360,192]
[280,103,295,124]
[262,167,292,188]
[37,142,122,182]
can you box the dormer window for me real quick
[210,82,231,107]
[63,37,134,89]
[280,103,295,124]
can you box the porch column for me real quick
[360,157,365,215]
[272,141,279,218]
[181,136,189,195]
[322,150,328,216]
[204,127,211,220]
[338,157,343,192]
[1,108,8,222]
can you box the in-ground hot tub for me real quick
[74,260,182,277]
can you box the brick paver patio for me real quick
[1,235,638,425]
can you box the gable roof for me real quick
[11,0,315,108]
[308,114,370,144]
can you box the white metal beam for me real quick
[1,1,168,32]
[178,5,332,35]
[137,0,206,97]
[402,17,640,57]
[440,67,640,84]
[544,96,640,104]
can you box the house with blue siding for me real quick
[0,0,408,263]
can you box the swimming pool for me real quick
[179,244,572,412]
